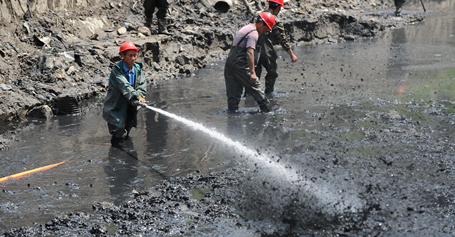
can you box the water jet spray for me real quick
[139,102,364,214]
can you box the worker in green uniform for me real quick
[144,0,172,35]
[224,12,276,113]
[103,41,147,145]
[394,0,406,16]
[246,0,297,96]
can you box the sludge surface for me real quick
[2,4,455,236]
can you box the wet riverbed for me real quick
[2,2,455,235]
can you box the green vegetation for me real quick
[355,119,387,130]
[353,143,411,157]
[336,131,365,142]
[190,187,211,200]
[402,68,455,102]
[106,224,120,235]
[440,101,455,114]
[330,143,411,158]
[393,106,430,127]
[288,130,323,146]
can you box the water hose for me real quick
[0,161,66,183]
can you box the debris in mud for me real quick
[382,109,401,120]
[3,170,251,236]
[0,137,10,151]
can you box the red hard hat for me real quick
[260,12,276,31]
[119,41,139,55]
[268,0,284,8]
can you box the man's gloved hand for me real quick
[138,96,146,103]
[133,95,147,107]
[133,100,146,107]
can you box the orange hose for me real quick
[0,161,66,183]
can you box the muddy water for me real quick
[2,1,455,233]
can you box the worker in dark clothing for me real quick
[143,0,172,35]
[224,12,276,113]
[103,41,147,145]
[248,0,297,96]
[394,0,406,16]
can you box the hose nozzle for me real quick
[133,100,146,107]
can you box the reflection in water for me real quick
[57,116,82,133]
[145,109,169,154]
[387,28,409,96]
[104,139,139,205]
[144,86,170,157]
[226,111,286,153]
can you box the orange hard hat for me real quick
[260,12,276,31]
[119,41,139,55]
[269,0,284,8]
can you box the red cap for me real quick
[119,41,139,55]
[269,0,284,8]
[260,12,276,31]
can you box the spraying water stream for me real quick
[143,104,364,214]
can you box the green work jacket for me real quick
[102,60,147,129]
[256,9,292,61]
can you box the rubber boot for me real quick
[145,17,153,28]
[259,100,271,113]
[228,104,239,114]
[111,135,124,147]
[158,18,172,35]
[125,127,132,140]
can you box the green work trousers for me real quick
[144,0,169,19]
[394,0,406,15]
[255,34,278,94]
[107,104,135,139]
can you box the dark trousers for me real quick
[256,55,278,94]
[143,0,169,19]
[108,105,135,139]
[224,47,269,112]
[224,68,267,111]
[108,123,126,139]
[394,0,406,14]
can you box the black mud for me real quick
[3,0,455,237]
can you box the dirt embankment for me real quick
[0,0,423,138]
